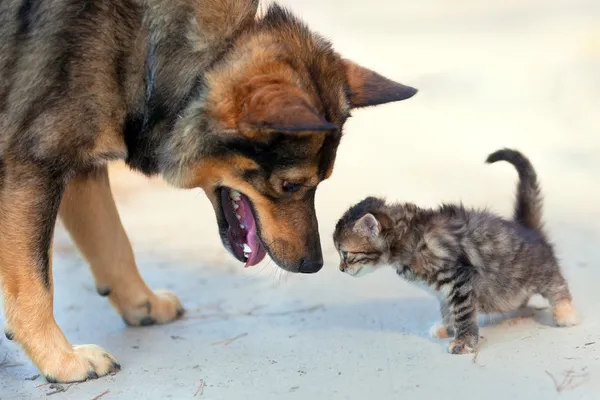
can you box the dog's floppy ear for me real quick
[344,60,417,108]
[239,85,337,135]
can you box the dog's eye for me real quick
[282,181,302,193]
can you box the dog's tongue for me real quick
[242,212,266,268]
[235,193,267,267]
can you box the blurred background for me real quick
[2,0,599,398]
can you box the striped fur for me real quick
[334,149,579,354]
[486,148,545,238]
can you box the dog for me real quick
[0,0,417,383]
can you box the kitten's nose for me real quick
[339,263,346,272]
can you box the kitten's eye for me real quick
[282,181,302,194]
[341,251,348,261]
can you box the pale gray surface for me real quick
[1,0,599,399]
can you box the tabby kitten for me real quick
[333,149,579,354]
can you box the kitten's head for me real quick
[333,197,392,277]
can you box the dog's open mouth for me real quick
[220,188,267,267]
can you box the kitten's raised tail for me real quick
[486,149,545,236]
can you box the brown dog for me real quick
[0,0,416,383]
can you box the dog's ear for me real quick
[343,60,417,108]
[239,86,337,136]
[353,213,381,238]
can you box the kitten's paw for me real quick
[429,323,454,339]
[448,339,476,355]
[552,299,580,327]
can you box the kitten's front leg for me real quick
[447,287,478,354]
[430,300,455,339]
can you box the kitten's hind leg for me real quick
[542,273,579,327]
[447,286,478,354]
[430,300,455,339]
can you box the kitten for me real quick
[333,149,579,354]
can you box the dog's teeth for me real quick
[236,214,241,220]
[243,244,252,253]
[233,203,239,210]
[230,190,241,201]
[240,224,245,229]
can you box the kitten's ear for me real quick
[354,213,381,238]
[343,60,417,108]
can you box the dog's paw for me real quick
[122,289,184,326]
[448,339,476,355]
[429,322,454,339]
[42,345,120,383]
[552,299,580,327]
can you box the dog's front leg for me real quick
[0,164,119,383]
[59,166,184,326]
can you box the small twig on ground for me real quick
[24,374,40,381]
[211,333,248,346]
[91,389,110,400]
[584,342,595,346]
[194,379,205,397]
[546,368,590,393]
[264,304,324,316]
[36,382,51,388]
[183,304,323,321]
[182,306,261,321]
[472,337,487,364]
[0,353,25,368]
[46,383,74,396]
[181,313,230,321]
[190,304,224,313]
[545,370,561,392]
[3,362,25,368]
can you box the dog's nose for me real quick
[298,258,323,274]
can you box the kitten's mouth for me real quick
[348,265,373,277]
[219,188,267,267]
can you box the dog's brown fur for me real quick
[0,0,416,382]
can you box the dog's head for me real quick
[174,5,416,273]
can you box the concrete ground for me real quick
[1,0,599,399]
